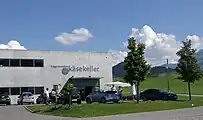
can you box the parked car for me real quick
[17,92,35,105]
[0,93,11,105]
[140,88,178,101]
[86,91,120,104]
[57,89,82,105]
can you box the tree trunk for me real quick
[187,81,192,101]
[67,91,72,109]
[136,82,140,104]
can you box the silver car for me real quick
[17,92,35,105]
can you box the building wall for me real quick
[0,50,113,104]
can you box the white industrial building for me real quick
[0,49,113,104]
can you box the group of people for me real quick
[42,88,57,104]
[111,85,123,101]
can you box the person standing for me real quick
[51,89,57,103]
[45,88,49,104]
[111,85,117,91]
[117,86,123,102]
[45,88,49,98]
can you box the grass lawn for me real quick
[27,96,203,118]
[120,73,203,96]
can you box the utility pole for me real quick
[166,58,170,92]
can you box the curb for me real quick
[24,106,36,113]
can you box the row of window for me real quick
[0,87,44,95]
[0,59,44,67]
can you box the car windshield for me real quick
[158,89,168,93]
[23,93,32,96]
[105,91,117,94]
[0,92,8,96]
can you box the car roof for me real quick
[22,92,33,94]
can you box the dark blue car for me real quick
[86,91,120,104]
[140,88,178,101]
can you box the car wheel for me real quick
[86,98,92,104]
[6,102,11,105]
[114,100,119,103]
[101,97,106,103]
[77,99,82,104]
[163,97,168,101]
[142,97,148,101]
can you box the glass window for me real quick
[10,59,20,67]
[144,89,153,94]
[11,87,20,95]
[34,59,44,67]
[35,87,44,94]
[0,88,9,95]
[21,87,28,93]
[28,87,34,94]
[0,59,9,67]
[21,59,34,67]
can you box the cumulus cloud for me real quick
[108,49,127,66]
[55,28,93,45]
[0,40,26,50]
[186,35,203,50]
[110,25,203,66]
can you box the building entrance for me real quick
[71,77,101,100]
[84,86,93,97]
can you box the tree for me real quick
[176,39,203,100]
[61,77,75,109]
[124,37,151,103]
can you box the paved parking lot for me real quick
[1,105,203,120]
[0,105,77,120]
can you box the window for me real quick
[10,59,20,67]
[11,87,20,95]
[21,59,33,67]
[0,59,9,67]
[0,88,9,95]
[28,87,34,94]
[34,59,44,67]
[144,89,153,94]
[21,87,28,93]
[1,58,44,67]
[35,87,44,94]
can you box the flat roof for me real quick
[0,49,109,54]
[72,77,104,79]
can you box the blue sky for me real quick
[0,0,203,52]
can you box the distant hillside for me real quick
[112,62,125,77]
[112,49,203,77]
[112,62,175,77]
[161,63,177,69]
[149,66,175,76]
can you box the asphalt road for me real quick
[1,105,203,120]
[178,94,203,97]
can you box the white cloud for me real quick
[0,40,26,50]
[108,49,127,66]
[110,25,203,66]
[55,28,93,45]
[186,35,203,50]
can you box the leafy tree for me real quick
[124,37,151,103]
[61,77,75,109]
[176,39,203,100]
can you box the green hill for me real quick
[116,73,203,96]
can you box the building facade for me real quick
[0,49,113,104]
